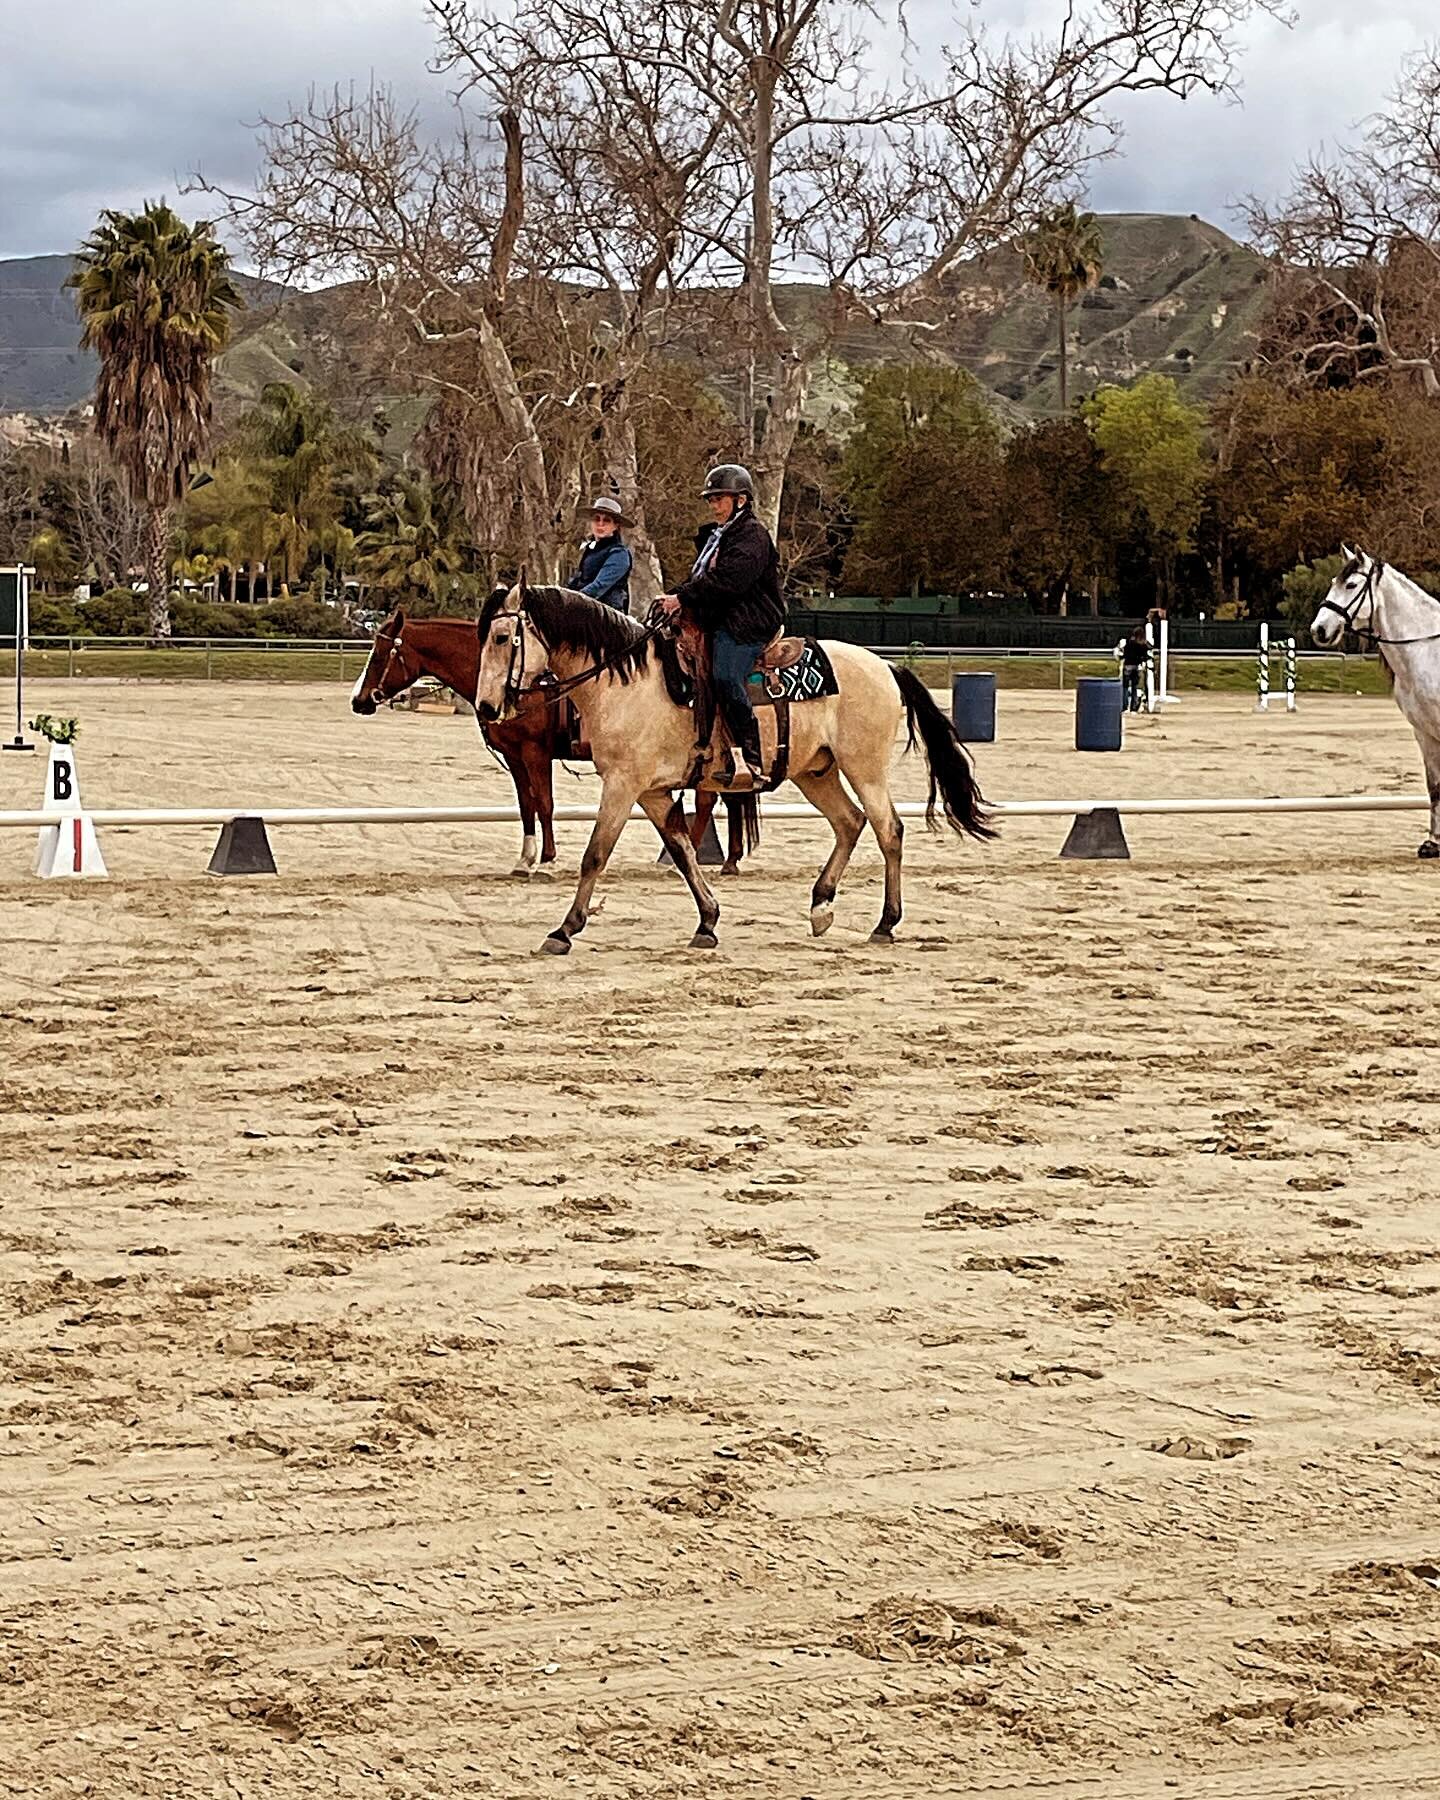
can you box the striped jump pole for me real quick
[1256,625,1297,713]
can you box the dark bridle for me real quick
[353,622,414,712]
[1317,556,1440,648]
[484,591,663,720]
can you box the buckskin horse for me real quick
[474,582,996,953]
[349,607,748,876]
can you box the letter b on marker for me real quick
[52,757,73,803]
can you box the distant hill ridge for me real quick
[0,214,1269,427]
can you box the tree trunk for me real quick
[1088,573,1100,617]
[143,504,172,641]
[744,63,808,541]
[475,309,556,578]
[602,397,662,615]
[752,355,811,539]
[1058,301,1068,415]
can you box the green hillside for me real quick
[1,214,1271,433]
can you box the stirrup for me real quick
[711,752,760,792]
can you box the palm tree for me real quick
[1022,204,1104,415]
[242,383,377,593]
[182,453,277,603]
[357,474,461,607]
[68,202,242,640]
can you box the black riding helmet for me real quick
[700,463,755,500]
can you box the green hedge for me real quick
[27,589,366,641]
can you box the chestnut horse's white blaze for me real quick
[474,584,995,954]
[1312,549,1440,858]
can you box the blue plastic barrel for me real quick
[1074,677,1123,752]
[950,672,997,743]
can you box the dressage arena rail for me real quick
[0,796,1429,831]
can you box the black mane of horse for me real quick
[483,585,691,707]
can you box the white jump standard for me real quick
[1256,623,1297,713]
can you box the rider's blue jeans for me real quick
[712,629,765,755]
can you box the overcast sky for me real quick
[0,0,1433,263]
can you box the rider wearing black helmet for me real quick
[660,463,785,788]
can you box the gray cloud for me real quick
[1,0,1431,261]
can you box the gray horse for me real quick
[1311,547,1440,859]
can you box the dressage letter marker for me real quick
[34,740,107,879]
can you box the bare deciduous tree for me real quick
[554,0,1284,529]
[1249,45,1440,398]
[203,0,1279,570]
[66,441,148,589]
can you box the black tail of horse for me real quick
[891,666,998,842]
[723,794,761,855]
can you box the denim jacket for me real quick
[569,538,632,610]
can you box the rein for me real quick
[499,603,663,712]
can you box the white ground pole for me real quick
[0,796,1428,833]
[1256,625,1298,713]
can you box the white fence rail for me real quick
[0,795,1427,832]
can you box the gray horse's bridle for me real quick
[1316,558,1440,648]
[1315,558,1383,636]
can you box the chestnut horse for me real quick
[349,608,745,876]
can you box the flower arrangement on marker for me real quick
[29,715,79,745]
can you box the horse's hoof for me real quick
[810,904,834,938]
[689,929,719,950]
[510,864,534,880]
[868,929,895,946]
[533,866,558,883]
[537,933,570,957]
[718,862,741,879]
[1420,840,1440,860]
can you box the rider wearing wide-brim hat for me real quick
[569,496,634,612]
[660,464,785,788]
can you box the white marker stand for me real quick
[35,740,107,879]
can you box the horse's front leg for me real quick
[642,792,720,948]
[526,731,558,868]
[1417,727,1440,860]
[539,782,636,956]
[489,737,538,878]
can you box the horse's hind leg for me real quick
[842,765,905,943]
[642,793,720,948]
[721,796,745,876]
[793,764,865,938]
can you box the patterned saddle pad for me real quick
[749,638,838,706]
